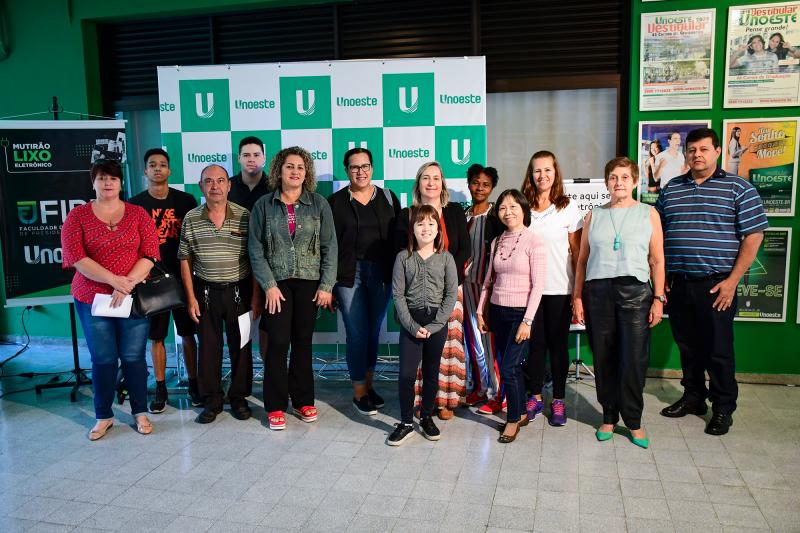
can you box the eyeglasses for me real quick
[348,163,372,173]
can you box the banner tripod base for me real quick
[35,303,91,402]
[569,359,595,382]
[567,325,594,383]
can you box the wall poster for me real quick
[736,228,791,322]
[636,120,711,205]
[725,2,800,108]
[640,9,715,110]
[722,117,799,216]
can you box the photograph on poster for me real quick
[722,118,799,216]
[735,228,791,322]
[725,1,800,108]
[637,120,711,205]
[640,9,715,110]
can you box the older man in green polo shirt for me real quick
[179,164,261,424]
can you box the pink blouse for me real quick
[478,229,547,320]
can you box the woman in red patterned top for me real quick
[61,160,160,441]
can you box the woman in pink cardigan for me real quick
[477,189,546,443]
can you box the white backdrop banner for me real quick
[157,58,486,208]
[157,58,487,344]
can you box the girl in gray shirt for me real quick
[387,205,457,446]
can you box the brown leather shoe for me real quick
[498,415,529,433]
[498,423,521,443]
[437,407,454,420]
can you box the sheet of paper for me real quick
[238,311,257,349]
[91,293,133,318]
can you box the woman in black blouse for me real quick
[328,147,400,415]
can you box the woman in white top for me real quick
[520,150,583,426]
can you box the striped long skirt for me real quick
[415,286,466,410]
[463,281,500,399]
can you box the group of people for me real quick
[62,127,767,447]
[729,32,800,73]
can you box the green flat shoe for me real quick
[595,429,614,441]
[630,434,650,448]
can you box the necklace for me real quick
[608,206,632,251]
[94,201,124,231]
[497,231,523,260]
[101,213,123,231]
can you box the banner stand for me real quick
[34,302,91,401]
[2,97,95,401]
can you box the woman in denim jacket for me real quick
[249,146,338,430]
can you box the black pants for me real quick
[398,308,448,424]
[194,277,253,412]
[525,294,572,398]
[667,274,737,414]
[583,277,651,430]
[261,279,318,412]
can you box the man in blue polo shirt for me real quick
[655,128,768,436]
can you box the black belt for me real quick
[670,272,729,282]
[195,278,245,289]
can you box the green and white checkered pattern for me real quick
[157,58,487,342]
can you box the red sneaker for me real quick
[465,391,487,406]
[296,405,318,423]
[267,411,286,431]
[477,398,504,415]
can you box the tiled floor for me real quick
[1,343,799,532]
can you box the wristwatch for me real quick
[654,294,666,303]
[522,317,533,326]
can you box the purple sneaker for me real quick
[526,396,544,419]
[549,399,567,426]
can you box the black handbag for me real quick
[132,262,186,318]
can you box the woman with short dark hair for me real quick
[61,159,159,440]
[573,157,665,448]
[463,164,505,411]
[328,147,400,415]
[477,189,546,443]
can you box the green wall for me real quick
[0,0,327,338]
[630,0,800,374]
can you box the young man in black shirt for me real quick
[228,136,269,211]
[129,148,200,412]
[228,136,269,360]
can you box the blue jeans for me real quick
[75,300,150,419]
[490,304,529,423]
[333,261,391,384]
